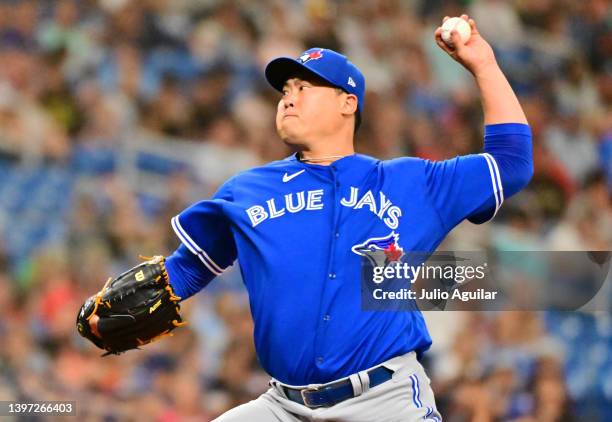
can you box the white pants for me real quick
[214,352,442,422]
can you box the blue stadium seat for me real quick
[0,164,74,265]
[136,151,186,175]
[72,144,117,174]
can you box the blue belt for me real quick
[282,365,394,408]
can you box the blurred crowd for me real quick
[0,0,610,420]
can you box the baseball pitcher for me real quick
[77,16,533,421]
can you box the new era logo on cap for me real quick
[264,47,366,114]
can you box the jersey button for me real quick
[323,315,331,321]
[316,357,324,364]
[335,232,340,238]
[328,273,336,279]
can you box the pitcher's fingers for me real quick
[450,30,465,52]
[435,29,455,53]
[468,18,480,35]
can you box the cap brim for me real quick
[265,57,334,92]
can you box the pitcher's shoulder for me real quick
[230,156,302,182]
[382,156,429,175]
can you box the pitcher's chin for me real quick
[278,130,307,147]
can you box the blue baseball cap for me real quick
[265,48,365,114]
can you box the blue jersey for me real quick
[169,123,533,385]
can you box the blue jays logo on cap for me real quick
[352,231,404,268]
[265,47,366,114]
[297,50,324,64]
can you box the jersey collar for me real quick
[287,152,379,172]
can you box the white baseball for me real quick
[441,17,471,46]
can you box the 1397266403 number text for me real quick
[1,401,76,416]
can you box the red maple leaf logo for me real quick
[309,50,323,60]
[384,243,403,262]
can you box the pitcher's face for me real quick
[276,76,349,146]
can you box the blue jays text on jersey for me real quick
[245,187,402,229]
[165,123,533,386]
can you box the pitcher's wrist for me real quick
[472,60,501,80]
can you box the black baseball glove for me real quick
[76,255,186,356]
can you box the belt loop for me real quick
[349,373,363,397]
[358,370,370,393]
[270,379,287,399]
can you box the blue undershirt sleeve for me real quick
[165,244,217,301]
[468,123,534,223]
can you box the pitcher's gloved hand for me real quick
[76,256,186,356]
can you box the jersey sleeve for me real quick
[423,123,533,230]
[423,153,502,231]
[171,178,237,276]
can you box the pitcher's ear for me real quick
[341,93,358,115]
